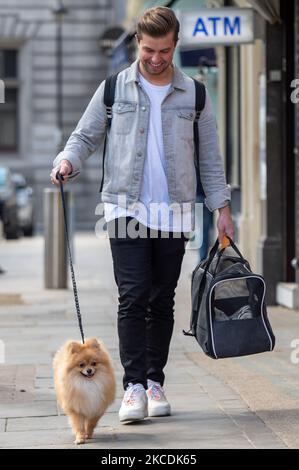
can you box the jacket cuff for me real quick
[204,185,231,212]
[53,151,82,173]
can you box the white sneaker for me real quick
[146,379,171,417]
[119,383,148,423]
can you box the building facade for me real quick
[0,0,125,230]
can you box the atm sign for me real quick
[178,8,254,46]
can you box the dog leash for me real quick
[56,172,85,344]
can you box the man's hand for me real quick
[217,204,234,243]
[50,159,73,185]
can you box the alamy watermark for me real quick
[0,79,5,103]
[94,196,205,250]
[290,79,299,104]
[290,339,299,364]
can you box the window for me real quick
[0,49,19,152]
[0,50,18,78]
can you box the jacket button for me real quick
[137,151,142,156]
[139,128,145,133]
[142,106,146,111]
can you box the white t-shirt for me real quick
[104,73,193,232]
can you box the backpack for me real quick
[183,236,276,359]
[99,72,206,192]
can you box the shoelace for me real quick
[124,384,144,406]
[148,384,164,401]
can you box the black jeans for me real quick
[108,217,187,390]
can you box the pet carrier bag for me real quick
[183,236,275,359]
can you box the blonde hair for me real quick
[136,6,180,43]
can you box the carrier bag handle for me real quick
[212,235,245,276]
[205,235,245,277]
[221,235,245,261]
[202,238,220,273]
[220,234,230,249]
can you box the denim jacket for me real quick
[53,60,230,211]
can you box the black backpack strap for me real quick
[192,78,206,167]
[192,78,206,196]
[99,72,119,193]
[104,73,119,128]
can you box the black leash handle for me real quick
[56,172,85,344]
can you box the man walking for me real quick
[51,6,234,423]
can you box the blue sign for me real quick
[178,8,254,46]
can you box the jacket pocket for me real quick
[177,110,195,120]
[177,109,194,140]
[113,101,137,135]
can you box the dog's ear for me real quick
[86,338,101,350]
[67,341,81,354]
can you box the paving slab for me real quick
[0,401,58,419]
[0,428,115,448]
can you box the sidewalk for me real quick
[0,232,297,449]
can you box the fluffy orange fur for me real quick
[53,337,116,444]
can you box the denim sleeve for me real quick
[52,80,107,173]
[197,87,231,211]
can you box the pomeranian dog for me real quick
[53,337,116,444]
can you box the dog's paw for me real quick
[74,434,86,445]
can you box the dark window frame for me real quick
[0,48,19,153]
